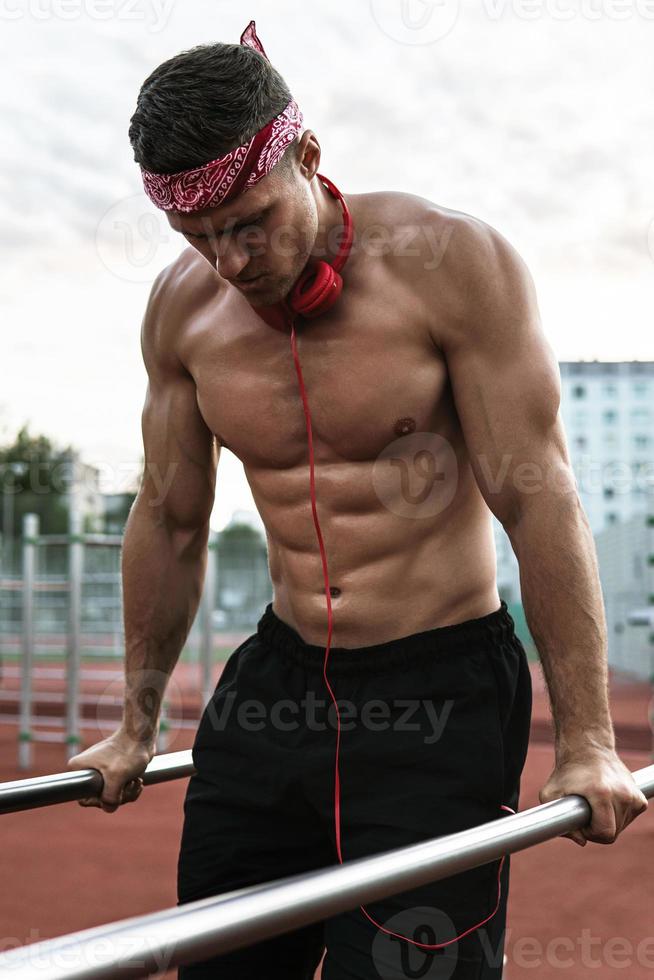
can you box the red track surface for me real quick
[1,660,653,979]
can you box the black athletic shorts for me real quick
[177,599,532,979]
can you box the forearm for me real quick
[120,496,210,743]
[506,494,615,759]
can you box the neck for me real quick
[309,175,348,268]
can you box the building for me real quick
[493,361,654,676]
[495,361,654,652]
[594,510,654,680]
[559,360,653,534]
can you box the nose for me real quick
[213,238,251,283]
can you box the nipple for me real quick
[394,417,416,437]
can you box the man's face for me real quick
[166,163,319,307]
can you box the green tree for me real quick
[0,423,77,538]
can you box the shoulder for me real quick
[372,194,537,349]
[347,189,461,257]
[141,247,224,377]
[348,190,536,344]
[432,211,540,354]
[348,190,527,293]
[370,191,529,281]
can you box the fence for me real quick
[0,512,272,768]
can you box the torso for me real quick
[166,191,501,646]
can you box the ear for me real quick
[296,130,322,181]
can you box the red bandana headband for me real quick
[139,21,304,213]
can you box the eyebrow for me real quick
[180,210,265,238]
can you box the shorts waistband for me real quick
[256,599,517,674]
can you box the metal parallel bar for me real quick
[0,750,195,815]
[0,764,652,980]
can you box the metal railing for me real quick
[2,512,274,768]
[0,750,194,814]
[0,757,652,978]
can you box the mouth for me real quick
[234,274,267,291]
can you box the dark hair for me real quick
[128,42,295,174]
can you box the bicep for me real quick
[441,222,575,529]
[140,371,218,529]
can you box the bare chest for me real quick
[180,270,453,469]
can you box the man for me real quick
[67,22,648,980]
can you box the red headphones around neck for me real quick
[252,172,353,330]
[286,172,353,319]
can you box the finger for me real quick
[634,792,649,816]
[100,799,120,813]
[98,789,121,812]
[106,778,143,810]
[121,779,142,804]
[127,779,144,803]
[617,793,648,835]
[561,830,587,846]
[585,799,617,844]
[616,801,634,836]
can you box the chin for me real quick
[257,281,291,307]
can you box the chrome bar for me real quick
[0,765,652,979]
[0,750,194,814]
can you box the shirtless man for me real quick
[67,22,648,980]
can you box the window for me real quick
[633,462,653,494]
[634,435,650,449]
[572,385,586,399]
[633,382,649,397]
[606,512,618,525]
[574,436,587,449]
[603,488,615,499]
[603,383,618,397]
[603,410,618,424]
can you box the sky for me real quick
[2,0,653,530]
